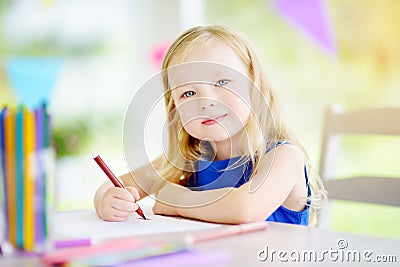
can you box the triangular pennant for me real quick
[273,0,336,54]
[6,57,63,108]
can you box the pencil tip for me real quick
[92,153,99,158]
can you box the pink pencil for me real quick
[186,222,268,244]
[92,153,147,220]
[42,237,140,266]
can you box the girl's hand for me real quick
[98,186,141,222]
[152,182,190,217]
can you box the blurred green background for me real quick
[0,0,399,239]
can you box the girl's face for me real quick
[169,39,252,142]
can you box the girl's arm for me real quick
[153,145,305,224]
[118,155,165,199]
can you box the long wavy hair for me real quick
[157,25,325,225]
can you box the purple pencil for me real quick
[34,107,44,244]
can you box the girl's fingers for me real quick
[111,207,134,218]
[110,187,136,203]
[101,204,137,222]
[100,187,141,221]
[110,198,139,212]
[125,187,141,201]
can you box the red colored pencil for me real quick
[93,153,147,220]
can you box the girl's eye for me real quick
[215,79,229,87]
[182,91,196,98]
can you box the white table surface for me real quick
[1,204,399,266]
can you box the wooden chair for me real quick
[317,104,400,228]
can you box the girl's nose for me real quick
[200,98,218,110]
[196,83,219,110]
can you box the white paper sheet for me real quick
[53,197,220,241]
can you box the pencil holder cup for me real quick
[0,105,55,255]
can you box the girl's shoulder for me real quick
[260,141,305,174]
[265,140,303,157]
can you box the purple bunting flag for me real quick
[272,0,337,54]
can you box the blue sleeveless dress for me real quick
[187,141,311,225]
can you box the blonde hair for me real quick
[158,25,326,225]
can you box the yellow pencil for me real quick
[23,108,35,251]
[4,109,16,247]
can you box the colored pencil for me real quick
[23,107,35,250]
[34,107,44,244]
[1,105,51,252]
[4,108,16,247]
[0,108,8,241]
[54,238,91,249]
[41,103,49,238]
[42,222,267,266]
[92,153,147,220]
[186,222,268,244]
[15,107,24,249]
[42,237,141,266]
[67,240,186,267]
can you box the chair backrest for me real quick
[317,104,400,228]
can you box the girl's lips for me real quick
[201,114,228,125]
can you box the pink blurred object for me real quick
[150,41,171,70]
[150,41,171,71]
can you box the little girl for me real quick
[94,25,325,226]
